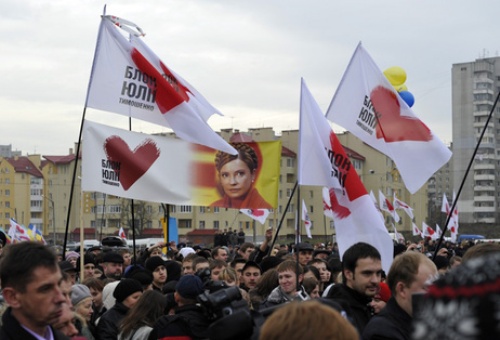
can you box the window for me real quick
[213,207,220,213]
[286,158,295,167]
[109,205,121,213]
[200,207,206,213]
[178,219,192,229]
[180,206,192,213]
[213,221,220,229]
[199,221,205,229]
[286,188,292,197]
[5,190,9,196]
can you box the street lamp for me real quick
[42,195,56,246]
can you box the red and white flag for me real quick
[240,209,270,225]
[422,222,439,240]
[411,222,423,238]
[379,190,400,223]
[118,227,127,240]
[298,79,393,272]
[302,200,312,239]
[326,43,452,194]
[86,16,236,155]
[441,193,459,242]
[9,219,30,243]
[393,193,414,219]
[435,224,442,238]
[322,187,335,219]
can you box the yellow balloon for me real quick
[383,66,407,86]
[394,84,408,92]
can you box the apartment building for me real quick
[1,127,429,245]
[452,57,500,223]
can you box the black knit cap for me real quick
[145,256,166,272]
[103,251,124,264]
[113,278,143,303]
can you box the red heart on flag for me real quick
[370,86,432,143]
[104,136,161,190]
[450,226,456,233]
[251,210,265,217]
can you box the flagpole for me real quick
[267,181,298,255]
[433,90,500,259]
[62,13,107,257]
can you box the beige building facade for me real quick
[0,128,429,246]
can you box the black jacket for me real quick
[0,307,69,340]
[96,302,129,340]
[148,304,210,340]
[362,297,412,340]
[326,283,372,334]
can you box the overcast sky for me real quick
[2,0,499,156]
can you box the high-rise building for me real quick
[452,57,500,223]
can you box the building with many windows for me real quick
[452,57,500,223]
[0,127,429,245]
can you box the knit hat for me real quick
[102,281,119,310]
[178,247,196,258]
[59,260,77,273]
[65,251,80,261]
[129,270,154,289]
[377,282,391,302]
[175,275,203,300]
[71,284,92,306]
[432,255,450,271]
[76,253,96,272]
[113,278,143,303]
[102,251,124,264]
[145,256,166,272]
[165,261,182,282]
[413,252,500,339]
[260,256,284,273]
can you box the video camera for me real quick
[194,268,257,340]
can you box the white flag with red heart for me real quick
[326,43,452,194]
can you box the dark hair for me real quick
[230,258,247,268]
[0,242,58,292]
[82,277,105,292]
[120,290,166,338]
[342,242,381,276]
[304,265,320,281]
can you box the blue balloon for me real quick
[399,90,415,107]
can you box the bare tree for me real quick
[120,199,154,237]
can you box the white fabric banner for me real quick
[86,16,235,154]
[326,43,452,194]
[298,79,393,272]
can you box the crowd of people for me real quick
[0,230,498,340]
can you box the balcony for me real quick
[474,174,495,181]
[473,206,495,213]
[474,196,495,203]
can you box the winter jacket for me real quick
[95,302,129,340]
[362,297,412,340]
[0,307,69,340]
[148,304,210,340]
[326,283,373,334]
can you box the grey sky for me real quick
[1,0,498,155]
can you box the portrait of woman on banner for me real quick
[211,143,273,209]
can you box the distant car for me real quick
[456,234,485,244]
[101,236,127,248]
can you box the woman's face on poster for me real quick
[219,158,255,199]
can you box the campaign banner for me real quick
[82,120,280,209]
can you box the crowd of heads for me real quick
[0,234,498,339]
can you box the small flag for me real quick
[302,200,312,239]
[393,193,414,219]
[379,190,400,223]
[240,209,270,225]
[118,226,127,240]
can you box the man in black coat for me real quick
[363,251,437,340]
[0,242,69,340]
[325,242,383,334]
[148,274,210,340]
